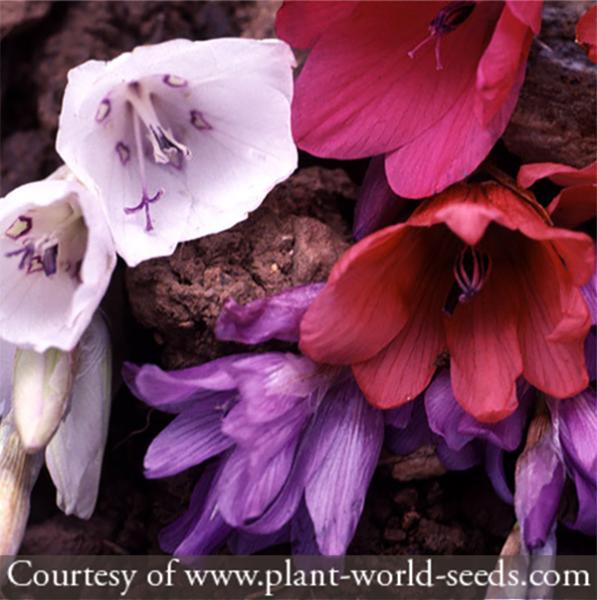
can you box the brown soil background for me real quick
[0,1,595,556]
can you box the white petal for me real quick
[56,38,296,266]
[0,179,116,351]
[45,314,112,519]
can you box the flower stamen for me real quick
[453,245,492,303]
[407,1,476,70]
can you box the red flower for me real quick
[277,1,542,199]
[576,5,597,63]
[518,160,597,228]
[299,183,594,423]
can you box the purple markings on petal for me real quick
[190,110,212,131]
[163,74,188,88]
[95,99,111,122]
[6,244,34,271]
[5,215,32,240]
[124,189,164,232]
[116,142,131,165]
[41,244,58,276]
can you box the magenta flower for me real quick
[277,1,542,198]
[124,285,383,555]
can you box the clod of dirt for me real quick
[126,167,355,368]
[504,1,596,167]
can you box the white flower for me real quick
[0,173,116,352]
[56,38,298,266]
[0,313,112,558]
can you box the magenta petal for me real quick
[304,378,383,555]
[515,426,566,551]
[123,356,239,413]
[144,396,233,478]
[354,156,410,240]
[215,284,324,345]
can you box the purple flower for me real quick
[385,370,532,504]
[123,284,383,555]
[515,388,597,551]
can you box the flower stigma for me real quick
[118,79,193,231]
[407,1,476,70]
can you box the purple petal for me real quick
[484,445,513,505]
[567,473,597,536]
[554,389,597,489]
[385,398,433,455]
[425,371,528,452]
[436,440,482,471]
[515,423,566,551]
[224,353,323,426]
[290,501,320,555]
[215,284,324,345]
[216,443,298,527]
[144,395,233,478]
[304,378,384,555]
[353,156,410,240]
[221,354,317,475]
[581,269,596,325]
[123,356,240,414]
[160,462,232,556]
[228,526,289,555]
[384,399,414,430]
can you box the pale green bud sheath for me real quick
[13,348,75,452]
[0,411,43,558]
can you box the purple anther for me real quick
[190,110,212,131]
[163,74,188,88]
[124,189,164,232]
[5,215,32,240]
[42,244,58,276]
[430,1,476,35]
[116,141,131,165]
[453,245,491,303]
[27,255,44,274]
[95,98,111,122]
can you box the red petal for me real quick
[515,238,590,398]
[445,262,523,423]
[518,160,597,189]
[299,225,412,365]
[549,184,597,229]
[576,4,597,63]
[353,233,455,409]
